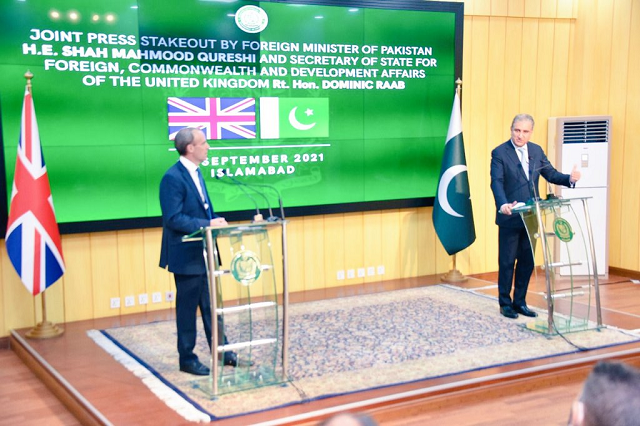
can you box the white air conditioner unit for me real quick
[547,116,611,277]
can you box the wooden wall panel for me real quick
[285,217,305,293]
[90,232,120,319]
[484,16,507,270]
[416,208,433,277]
[549,20,571,117]
[61,234,93,322]
[399,209,419,278]
[142,228,173,311]
[3,0,640,337]
[323,214,345,288]
[363,212,382,283]
[534,19,555,140]
[508,0,525,17]
[619,1,640,270]
[41,273,64,325]
[541,0,558,17]
[503,18,524,127]
[343,213,365,284]
[465,16,489,275]
[117,230,147,314]
[380,210,401,280]
[525,0,542,18]
[491,0,509,15]
[267,224,285,294]
[520,20,540,114]
[302,216,325,290]
[606,0,633,268]
[557,0,577,19]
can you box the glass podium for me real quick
[513,197,602,335]
[183,220,289,396]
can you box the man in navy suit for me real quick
[159,127,239,375]
[490,114,581,319]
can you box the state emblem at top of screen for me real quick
[235,5,268,34]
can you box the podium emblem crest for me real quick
[553,217,574,242]
[230,250,262,286]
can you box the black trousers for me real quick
[174,273,225,365]
[497,226,535,308]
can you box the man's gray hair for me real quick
[174,127,197,155]
[580,361,640,426]
[511,114,535,130]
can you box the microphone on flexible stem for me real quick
[546,182,558,200]
[528,157,557,202]
[217,171,278,221]
[246,182,285,220]
[216,171,264,222]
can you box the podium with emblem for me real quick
[513,197,602,335]
[183,220,289,396]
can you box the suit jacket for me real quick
[159,161,216,275]
[490,140,572,228]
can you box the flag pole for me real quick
[441,79,468,283]
[21,71,64,339]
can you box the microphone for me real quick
[528,157,556,201]
[244,182,285,220]
[216,171,278,222]
[216,171,264,222]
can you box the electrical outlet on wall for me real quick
[165,291,175,302]
[138,293,148,305]
[110,297,120,309]
[124,296,135,307]
[152,292,162,303]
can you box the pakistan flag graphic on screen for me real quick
[259,97,329,139]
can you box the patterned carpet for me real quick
[88,284,639,422]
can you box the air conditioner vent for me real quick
[562,120,609,144]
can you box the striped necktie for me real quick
[516,147,529,180]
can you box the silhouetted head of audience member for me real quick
[318,412,378,426]
[568,361,640,426]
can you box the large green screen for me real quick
[0,0,462,232]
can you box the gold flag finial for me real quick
[25,70,34,93]
[455,78,462,96]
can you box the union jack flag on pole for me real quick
[168,97,256,140]
[5,77,65,296]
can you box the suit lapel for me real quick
[506,142,528,180]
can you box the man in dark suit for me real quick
[490,114,581,319]
[159,127,239,375]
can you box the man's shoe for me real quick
[223,352,254,368]
[500,305,519,319]
[179,360,210,376]
[514,304,538,317]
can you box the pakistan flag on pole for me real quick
[260,97,329,139]
[432,92,476,255]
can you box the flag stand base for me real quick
[26,321,64,339]
[441,268,468,283]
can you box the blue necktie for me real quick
[197,168,212,219]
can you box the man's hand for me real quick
[499,201,519,215]
[570,164,581,184]
[210,217,228,227]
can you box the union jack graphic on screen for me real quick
[5,85,65,296]
[167,97,256,140]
